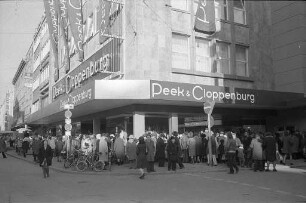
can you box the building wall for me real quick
[271,1,306,94]
[124,0,274,91]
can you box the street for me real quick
[0,156,306,203]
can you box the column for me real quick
[169,114,178,135]
[93,118,101,134]
[133,112,145,139]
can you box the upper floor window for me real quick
[233,0,246,24]
[172,34,190,70]
[235,45,248,76]
[171,0,189,11]
[216,42,230,74]
[195,38,211,72]
[215,0,228,21]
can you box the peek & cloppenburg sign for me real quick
[150,81,256,105]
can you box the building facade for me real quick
[14,0,305,137]
[0,90,14,131]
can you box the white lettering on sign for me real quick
[60,88,92,110]
[152,82,255,104]
[48,0,59,44]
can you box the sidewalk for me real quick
[6,149,306,176]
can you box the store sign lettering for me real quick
[60,88,92,110]
[151,81,255,104]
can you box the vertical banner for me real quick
[43,0,60,82]
[98,0,112,44]
[56,0,70,73]
[194,0,216,34]
[67,0,84,61]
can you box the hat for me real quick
[110,134,115,138]
[129,135,134,139]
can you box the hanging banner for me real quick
[98,0,112,44]
[194,0,216,34]
[67,0,84,61]
[43,0,60,82]
[55,0,70,73]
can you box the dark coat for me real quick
[22,140,30,151]
[136,143,147,169]
[146,138,156,162]
[32,139,41,155]
[0,139,6,153]
[155,137,166,159]
[166,141,179,161]
[263,135,276,162]
[126,141,137,160]
[38,145,53,166]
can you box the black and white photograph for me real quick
[0,0,306,202]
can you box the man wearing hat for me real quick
[126,135,137,169]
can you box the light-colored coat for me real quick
[250,138,263,160]
[188,137,196,157]
[146,138,156,162]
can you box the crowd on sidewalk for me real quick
[2,128,306,179]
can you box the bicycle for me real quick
[76,152,104,172]
[64,149,85,169]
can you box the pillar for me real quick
[169,114,178,135]
[133,112,145,139]
[93,118,101,134]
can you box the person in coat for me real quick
[250,133,264,171]
[146,134,156,172]
[38,140,53,178]
[172,131,184,169]
[136,136,147,179]
[166,136,179,171]
[32,136,41,162]
[194,133,202,163]
[188,133,196,164]
[0,136,7,158]
[96,134,109,170]
[262,132,277,172]
[225,132,239,174]
[180,132,189,163]
[22,136,30,158]
[282,131,293,165]
[155,133,166,167]
[114,133,125,165]
[126,135,137,169]
[207,133,218,166]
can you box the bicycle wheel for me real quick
[64,157,73,168]
[76,161,87,172]
[94,161,104,172]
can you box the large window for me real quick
[172,34,190,70]
[171,0,189,11]
[235,45,248,76]
[233,0,246,24]
[215,0,228,21]
[31,100,39,113]
[216,42,230,74]
[40,65,50,84]
[195,38,211,72]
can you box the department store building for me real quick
[23,0,306,137]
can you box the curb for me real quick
[7,152,228,176]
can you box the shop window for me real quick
[233,0,246,24]
[171,0,189,11]
[172,34,190,70]
[216,42,230,74]
[215,0,228,21]
[235,45,248,77]
[195,38,211,72]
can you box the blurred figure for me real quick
[126,135,137,169]
[167,136,179,171]
[114,133,125,165]
[136,136,147,179]
[250,133,264,172]
[155,133,166,167]
[55,137,64,162]
[0,136,7,158]
[263,132,277,172]
[22,135,30,158]
[96,134,109,170]
[38,140,53,178]
[146,133,156,173]
[32,136,41,162]
[225,132,239,174]
[282,131,293,165]
[188,132,196,164]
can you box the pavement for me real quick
[6,148,306,176]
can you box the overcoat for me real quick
[166,141,179,161]
[32,139,41,155]
[155,137,166,159]
[188,137,196,157]
[0,139,6,153]
[136,143,147,169]
[146,138,156,162]
[126,141,137,160]
[250,138,263,160]
[38,145,53,166]
[263,135,276,162]
[114,137,125,159]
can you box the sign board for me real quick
[65,131,71,136]
[64,104,74,109]
[65,123,72,131]
[65,119,71,124]
[64,110,72,118]
[203,100,215,114]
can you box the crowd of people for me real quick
[3,129,306,179]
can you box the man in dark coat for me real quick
[146,134,156,172]
[0,137,7,158]
[38,140,53,178]
[167,136,179,171]
[155,134,166,167]
[172,131,184,169]
[263,132,277,172]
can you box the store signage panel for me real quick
[52,38,120,101]
[150,80,301,107]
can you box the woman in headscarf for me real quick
[136,136,147,179]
